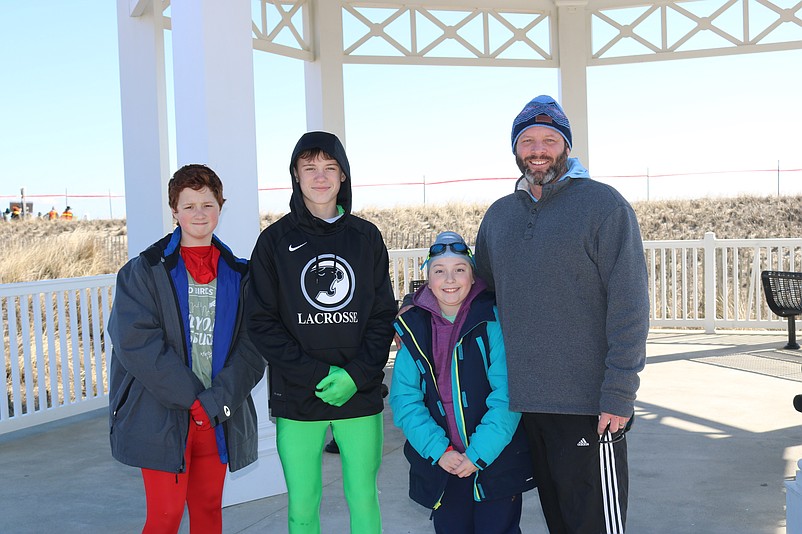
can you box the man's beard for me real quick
[516,147,569,187]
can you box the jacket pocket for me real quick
[477,428,537,499]
[404,440,449,509]
[110,373,135,433]
[226,395,259,472]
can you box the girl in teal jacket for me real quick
[389,231,534,534]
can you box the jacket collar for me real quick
[141,227,247,274]
[514,156,589,202]
[401,287,496,341]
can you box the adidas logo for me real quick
[576,438,590,447]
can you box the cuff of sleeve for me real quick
[341,362,368,390]
[465,448,486,470]
[311,362,333,389]
[430,443,452,465]
[196,390,222,425]
[599,394,635,419]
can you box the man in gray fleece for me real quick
[474,95,649,534]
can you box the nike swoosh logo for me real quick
[288,242,307,252]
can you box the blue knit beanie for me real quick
[511,95,572,153]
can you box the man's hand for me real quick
[597,412,629,435]
[315,367,357,407]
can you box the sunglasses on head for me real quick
[428,242,471,257]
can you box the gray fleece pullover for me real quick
[474,158,649,417]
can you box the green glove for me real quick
[315,366,357,407]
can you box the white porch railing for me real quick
[644,233,802,331]
[1,275,115,434]
[2,233,800,434]
[388,248,429,300]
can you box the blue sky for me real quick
[2,1,802,219]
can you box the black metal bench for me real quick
[761,270,802,350]
[396,279,427,310]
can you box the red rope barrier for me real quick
[4,168,802,198]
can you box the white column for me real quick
[116,0,172,257]
[170,0,261,258]
[556,0,590,167]
[304,0,347,143]
[170,0,285,505]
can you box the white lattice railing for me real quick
[2,234,798,434]
[155,1,802,67]
[590,0,802,65]
[340,3,554,65]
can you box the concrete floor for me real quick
[1,331,801,533]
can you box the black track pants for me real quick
[521,413,629,534]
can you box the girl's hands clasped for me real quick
[438,448,478,478]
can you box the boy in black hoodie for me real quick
[246,131,397,533]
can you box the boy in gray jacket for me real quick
[108,164,264,533]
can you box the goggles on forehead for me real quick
[428,242,471,257]
[421,241,474,271]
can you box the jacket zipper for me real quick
[397,316,441,398]
[451,320,488,449]
[161,254,192,474]
[404,316,491,503]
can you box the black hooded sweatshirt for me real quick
[246,131,397,421]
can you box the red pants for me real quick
[141,422,227,534]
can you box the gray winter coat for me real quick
[108,229,265,473]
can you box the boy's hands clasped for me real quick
[315,366,357,407]
[438,448,478,478]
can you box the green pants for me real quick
[276,414,383,534]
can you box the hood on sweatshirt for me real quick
[288,131,353,218]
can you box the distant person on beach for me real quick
[390,231,535,534]
[10,205,21,220]
[107,164,265,534]
[60,206,73,220]
[473,95,649,532]
[246,131,396,534]
[48,206,58,220]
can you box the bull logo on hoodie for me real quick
[300,255,356,312]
